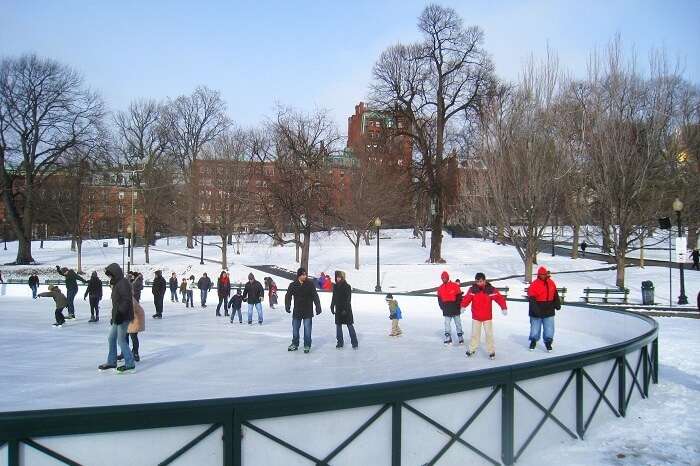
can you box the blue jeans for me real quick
[230,307,242,323]
[66,288,77,316]
[336,324,358,347]
[170,288,178,302]
[248,302,263,324]
[107,322,134,367]
[200,289,208,306]
[444,316,463,336]
[186,290,194,307]
[292,318,312,347]
[30,284,38,299]
[529,316,555,343]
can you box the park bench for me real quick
[581,287,629,304]
[523,286,567,303]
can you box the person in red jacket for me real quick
[527,266,561,352]
[437,271,464,344]
[460,272,507,359]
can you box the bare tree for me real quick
[0,54,104,264]
[370,4,494,263]
[163,87,230,248]
[254,107,341,272]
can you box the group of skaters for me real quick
[34,261,565,368]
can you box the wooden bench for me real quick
[581,288,629,304]
[523,287,567,303]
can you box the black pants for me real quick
[154,295,164,316]
[55,307,65,325]
[124,333,139,354]
[216,296,229,315]
[89,296,100,318]
[693,261,699,271]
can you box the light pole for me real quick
[126,224,132,273]
[130,190,137,269]
[673,198,688,305]
[374,217,382,292]
[200,230,205,265]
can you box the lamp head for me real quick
[672,198,683,212]
[374,217,381,228]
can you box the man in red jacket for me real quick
[527,266,561,352]
[437,271,464,345]
[460,272,508,359]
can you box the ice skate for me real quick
[287,344,298,351]
[489,353,496,360]
[303,346,311,354]
[98,364,116,371]
[545,342,553,352]
[457,333,464,345]
[529,340,537,351]
[443,333,452,345]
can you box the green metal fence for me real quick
[0,304,658,466]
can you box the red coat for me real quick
[460,283,507,322]
[437,281,462,317]
[527,277,560,318]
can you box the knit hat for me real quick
[297,267,306,277]
[537,266,548,277]
[385,293,393,301]
[440,271,450,281]
[334,270,345,280]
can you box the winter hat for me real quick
[297,267,306,277]
[236,288,242,294]
[155,270,162,277]
[474,272,486,281]
[440,271,450,282]
[248,273,255,280]
[334,270,345,280]
[537,266,548,277]
[385,293,393,301]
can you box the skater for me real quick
[322,273,333,291]
[83,271,103,322]
[198,273,212,307]
[285,267,322,353]
[28,272,40,299]
[169,272,179,302]
[38,285,68,327]
[99,263,135,372]
[130,272,144,303]
[152,270,166,318]
[243,273,264,324]
[527,266,561,352]
[437,271,464,345]
[55,265,86,319]
[461,272,507,360]
[330,270,358,349]
[691,249,699,271]
[229,288,244,323]
[264,277,278,309]
[216,271,231,316]
[580,241,588,258]
[186,275,196,308]
[317,272,327,290]
[180,277,188,304]
[386,293,402,336]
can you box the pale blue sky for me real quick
[2,0,698,132]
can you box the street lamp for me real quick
[126,224,132,273]
[672,198,688,305]
[200,230,205,265]
[130,191,137,269]
[374,217,382,292]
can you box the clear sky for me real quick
[2,0,698,133]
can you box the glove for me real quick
[286,308,291,313]
[501,308,508,316]
[315,308,322,315]
[331,310,335,315]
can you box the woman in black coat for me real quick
[330,270,358,349]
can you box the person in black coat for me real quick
[168,272,179,302]
[99,263,135,372]
[28,272,40,299]
[198,273,212,307]
[243,273,265,324]
[330,270,357,349]
[285,267,321,353]
[152,270,167,319]
[56,265,86,318]
[130,272,144,302]
[83,271,103,322]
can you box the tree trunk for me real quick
[421,227,426,248]
[221,235,228,269]
[76,238,83,273]
[294,229,300,262]
[615,255,626,288]
[601,221,611,254]
[354,241,360,270]
[301,229,311,272]
[364,231,371,246]
[524,252,534,284]
[571,223,580,259]
[145,242,150,264]
[639,235,645,268]
[429,197,444,262]
[71,238,76,252]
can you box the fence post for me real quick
[233,411,242,466]
[652,338,659,384]
[617,356,626,417]
[224,408,234,466]
[8,439,19,466]
[501,382,515,466]
[392,401,401,466]
[575,368,584,438]
[642,346,650,398]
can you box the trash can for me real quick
[641,281,654,305]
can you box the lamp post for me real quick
[126,224,132,273]
[200,230,205,265]
[130,191,136,269]
[673,198,688,305]
[374,217,382,292]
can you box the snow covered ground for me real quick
[1,231,699,465]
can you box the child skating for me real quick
[437,271,464,345]
[229,288,244,323]
[38,285,68,327]
[460,272,507,360]
[386,294,402,336]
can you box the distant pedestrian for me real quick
[169,272,179,302]
[243,273,265,324]
[580,241,588,258]
[83,271,103,322]
[460,272,507,360]
[386,293,402,336]
[198,273,212,307]
[437,271,464,345]
[186,275,195,308]
[285,267,321,353]
[527,266,561,352]
[216,271,231,317]
[99,263,135,372]
[55,265,86,319]
[130,272,144,303]
[28,272,40,299]
[264,277,278,309]
[330,270,358,349]
[180,278,188,304]
[691,249,699,271]
[152,270,166,319]
[38,285,68,327]
[229,288,244,323]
